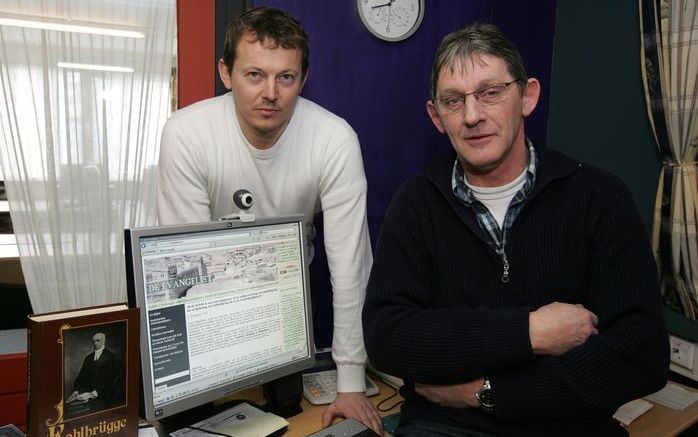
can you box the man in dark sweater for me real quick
[362,23,669,437]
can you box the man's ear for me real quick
[521,78,540,117]
[218,59,232,90]
[426,100,446,134]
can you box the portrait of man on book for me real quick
[63,320,127,419]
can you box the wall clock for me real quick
[356,0,424,42]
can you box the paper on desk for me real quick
[139,427,159,437]
[170,402,288,437]
[645,382,698,411]
[613,398,653,426]
[139,419,159,437]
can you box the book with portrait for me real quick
[27,303,139,437]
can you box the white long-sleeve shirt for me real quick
[158,93,372,392]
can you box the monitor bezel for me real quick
[125,215,315,421]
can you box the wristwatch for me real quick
[476,377,495,412]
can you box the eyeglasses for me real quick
[434,79,521,113]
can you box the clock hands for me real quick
[371,0,394,9]
[368,0,395,33]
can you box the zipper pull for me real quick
[501,252,509,283]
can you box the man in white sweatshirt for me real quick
[157,6,379,434]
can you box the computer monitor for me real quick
[124,216,315,422]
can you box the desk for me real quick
[155,380,698,437]
[277,381,698,437]
[154,380,403,436]
[229,381,402,437]
[627,381,698,437]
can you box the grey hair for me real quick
[429,22,528,100]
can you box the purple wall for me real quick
[249,0,557,347]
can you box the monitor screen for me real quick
[125,216,315,421]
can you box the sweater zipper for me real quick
[500,250,509,283]
[495,245,509,283]
[498,226,510,283]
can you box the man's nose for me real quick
[461,95,485,126]
[261,78,278,101]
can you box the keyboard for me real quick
[306,417,381,437]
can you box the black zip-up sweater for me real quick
[363,148,669,436]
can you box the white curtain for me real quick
[0,0,176,313]
[640,0,698,318]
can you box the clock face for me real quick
[357,0,424,42]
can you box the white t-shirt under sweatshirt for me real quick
[465,166,528,229]
[158,92,372,392]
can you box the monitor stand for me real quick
[262,372,303,418]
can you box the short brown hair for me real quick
[221,7,309,77]
[430,22,527,100]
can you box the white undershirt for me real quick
[465,167,528,229]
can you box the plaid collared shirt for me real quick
[451,139,538,282]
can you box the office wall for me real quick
[176,0,216,108]
[547,1,661,233]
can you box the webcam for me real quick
[233,189,254,210]
[220,189,256,222]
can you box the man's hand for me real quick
[74,391,96,401]
[322,392,383,435]
[414,379,482,409]
[66,391,79,403]
[529,302,599,356]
